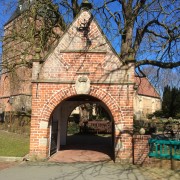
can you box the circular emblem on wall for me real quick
[75,75,90,94]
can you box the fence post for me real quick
[170,144,175,170]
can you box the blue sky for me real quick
[0,0,17,54]
[1,0,179,60]
[0,0,122,55]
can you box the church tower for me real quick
[0,0,63,120]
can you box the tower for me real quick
[0,0,63,120]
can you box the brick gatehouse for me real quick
[0,1,135,162]
[29,5,135,162]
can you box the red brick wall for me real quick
[0,10,63,113]
[133,135,151,165]
[0,16,33,112]
[30,83,134,159]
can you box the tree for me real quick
[0,0,179,121]
[142,66,180,96]
[0,0,68,100]
[162,85,180,118]
[0,0,180,74]
[54,0,180,71]
[1,0,66,71]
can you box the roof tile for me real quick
[135,76,160,98]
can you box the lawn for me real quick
[0,130,30,157]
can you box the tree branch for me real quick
[136,60,180,69]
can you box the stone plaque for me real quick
[75,75,90,94]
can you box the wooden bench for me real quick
[80,120,112,134]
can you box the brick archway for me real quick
[30,84,126,159]
[40,85,123,123]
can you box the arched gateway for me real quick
[30,3,135,162]
[48,93,115,159]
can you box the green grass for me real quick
[0,130,30,157]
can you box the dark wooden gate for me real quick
[50,117,58,156]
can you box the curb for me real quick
[0,156,24,162]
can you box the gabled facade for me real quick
[134,76,161,120]
[29,4,135,161]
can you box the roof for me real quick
[5,8,21,25]
[135,76,160,99]
[42,8,121,63]
[5,0,34,25]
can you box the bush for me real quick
[153,110,164,118]
[133,120,147,134]
[133,120,157,135]
[0,111,31,135]
[174,113,180,119]
[147,110,164,119]
[67,122,79,134]
[147,113,154,119]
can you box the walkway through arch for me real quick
[48,95,115,162]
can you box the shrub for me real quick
[67,122,79,134]
[133,120,157,135]
[153,110,164,118]
[174,113,180,119]
[0,111,31,135]
[147,113,154,119]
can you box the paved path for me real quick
[0,161,179,180]
[49,145,112,163]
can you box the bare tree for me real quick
[0,0,180,73]
[0,0,67,98]
[58,0,180,94]
[143,66,180,95]
[94,0,180,72]
[0,0,179,119]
